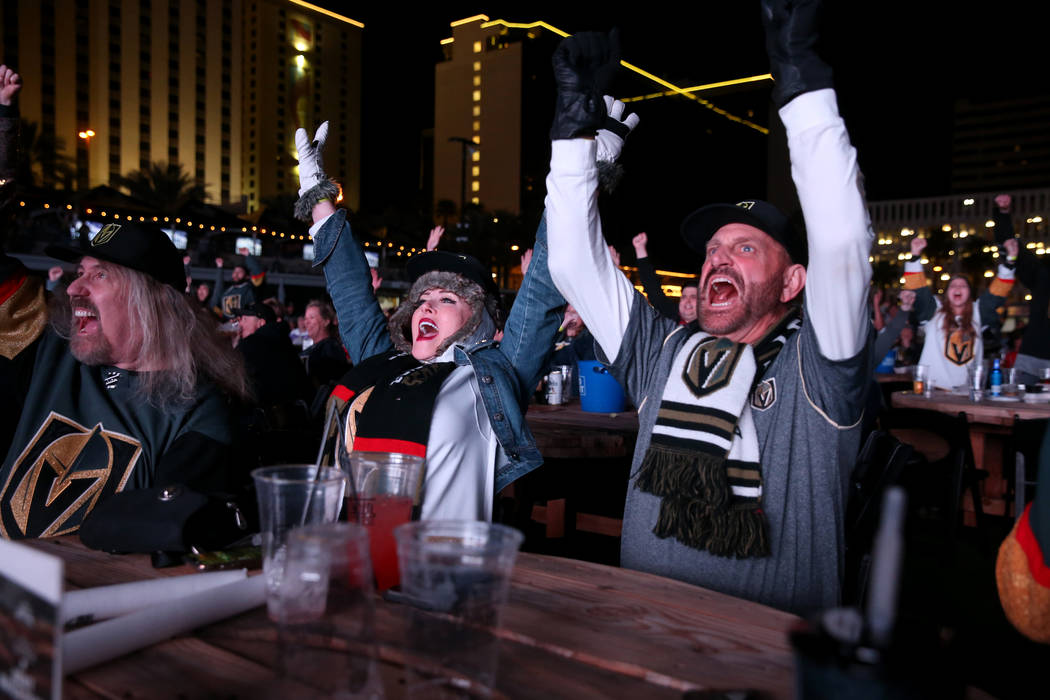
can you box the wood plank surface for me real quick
[24,538,796,699]
[891,389,1050,426]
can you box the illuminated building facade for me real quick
[0,0,361,212]
[433,15,560,220]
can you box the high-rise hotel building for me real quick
[0,0,362,212]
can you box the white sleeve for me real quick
[781,89,874,361]
[546,139,636,362]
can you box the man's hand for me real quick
[295,121,329,196]
[520,248,533,277]
[1003,237,1019,259]
[426,225,445,252]
[761,0,833,109]
[898,289,916,313]
[608,245,621,267]
[183,254,192,266]
[910,237,927,258]
[596,96,639,164]
[995,194,1012,212]
[0,65,21,106]
[632,232,649,259]
[550,30,621,140]
[872,288,883,308]
[215,257,224,269]
[370,268,382,292]
[48,266,63,283]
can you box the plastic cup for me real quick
[913,365,929,395]
[252,465,346,620]
[276,523,382,698]
[346,452,425,591]
[394,521,524,696]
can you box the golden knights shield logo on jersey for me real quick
[944,329,975,366]
[684,337,743,397]
[0,413,142,538]
[751,378,777,411]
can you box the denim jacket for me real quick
[311,209,566,492]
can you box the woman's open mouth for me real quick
[416,319,439,341]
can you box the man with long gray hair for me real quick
[0,64,250,541]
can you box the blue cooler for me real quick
[577,360,626,413]
[875,348,896,374]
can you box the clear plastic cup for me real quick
[251,465,346,620]
[394,521,524,696]
[346,452,425,591]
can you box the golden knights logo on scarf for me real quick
[634,313,801,558]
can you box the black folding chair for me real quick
[879,408,990,558]
[1008,415,1049,521]
[843,429,913,607]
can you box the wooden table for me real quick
[525,402,638,459]
[31,537,798,699]
[891,390,1050,517]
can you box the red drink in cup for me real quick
[346,452,424,591]
[348,494,414,591]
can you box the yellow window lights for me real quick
[473,120,481,132]
[472,150,480,162]
[473,61,481,71]
[473,41,482,53]
[472,165,480,177]
[472,90,481,102]
[471,181,480,192]
[471,196,480,205]
[473,105,481,117]
[473,75,481,87]
[472,135,480,144]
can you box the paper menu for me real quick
[0,540,62,700]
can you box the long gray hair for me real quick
[52,261,251,406]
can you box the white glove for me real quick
[295,121,329,197]
[595,96,639,163]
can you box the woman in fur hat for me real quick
[292,122,568,521]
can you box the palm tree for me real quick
[112,162,208,218]
[18,121,75,188]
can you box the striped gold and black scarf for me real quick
[635,312,801,558]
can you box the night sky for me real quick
[321,2,1044,267]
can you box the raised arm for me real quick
[295,122,391,364]
[902,237,936,323]
[498,214,569,402]
[632,233,680,320]
[764,0,872,361]
[546,34,639,362]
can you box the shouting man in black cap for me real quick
[546,1,873,615]
[0,65,250,542]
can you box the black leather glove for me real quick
[761,0,834,109]
[550,29,620,140]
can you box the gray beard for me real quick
[70,333,116,366]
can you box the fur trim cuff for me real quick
[294,177,341,222]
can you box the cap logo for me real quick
[736,201,756,210]
[91,223,121,247]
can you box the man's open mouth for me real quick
[706,276,740,308]
[416,319,439,341]
[73,306,99,334]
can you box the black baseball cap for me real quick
[46,221,186,290]
[233,302,277,324]
[680,199,807,268]
[406,251,501,301]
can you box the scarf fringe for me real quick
[653,498,770,558]
[637,444,769,558]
